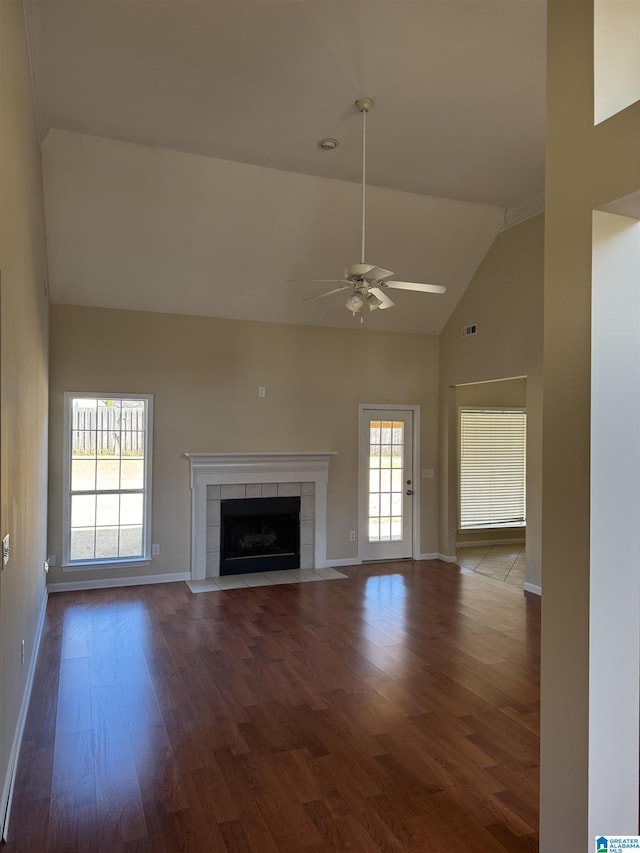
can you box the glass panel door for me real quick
[359,408,414,561]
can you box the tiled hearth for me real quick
[186,565,347,594]
[185,452,336,580]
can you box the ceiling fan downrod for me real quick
[356,98,373,266]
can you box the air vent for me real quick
[460,324,478,338]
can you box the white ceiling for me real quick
[26,0,546,334]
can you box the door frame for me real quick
[357,403,421,562]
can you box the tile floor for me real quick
[186,566,348,593]
[456,543,525,587]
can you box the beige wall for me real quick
[456,377,527,409]
[47,305,439,585]
[0,0,50,820]
[437,215,543,586]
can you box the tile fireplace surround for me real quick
[185,452,337,580]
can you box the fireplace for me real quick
[220,496,300,575]
[185,452,336,580]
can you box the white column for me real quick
[588,211,640,838]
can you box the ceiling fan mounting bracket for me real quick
[355,98,374,113]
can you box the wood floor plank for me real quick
[91,680,147,846]
[117,654,164,732]
[10,742,54,804]
[303,799,356,852]
[130,723,188,811]
[56,657,92,735]
[6,796,50,853]
[6,561,541,851]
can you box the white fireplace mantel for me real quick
[185,452,337,579]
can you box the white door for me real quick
[359,407,415,561]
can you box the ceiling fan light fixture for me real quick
[345,293,365,313]
[366,293,382,311]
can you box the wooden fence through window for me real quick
[72,406,145,456]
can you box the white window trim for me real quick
[458,405,527,532]
[62,391,154,570]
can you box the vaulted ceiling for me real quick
[26,0,546,334]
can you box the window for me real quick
[63,393,153,567]
[367,419,405,542]
[459,407,526,529]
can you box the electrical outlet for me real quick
[2,534,9,568]
[258,386,266,398]
[20,640,25,666]
[47,554,56,567]
[152,543,160,556]
[349,530,356,541]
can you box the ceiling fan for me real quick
[290,98,447,317]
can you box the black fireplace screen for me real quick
[220,496,301,575]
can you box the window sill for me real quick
[458,523,526,532]
[62,558,152,572]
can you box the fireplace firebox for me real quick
[220,496,300,575]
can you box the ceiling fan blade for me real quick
[287,279,349,285]
[302,285,352,303]
[369,287,395,310]
[384,280,447,294]
[365,266,394,282]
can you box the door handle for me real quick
[406,489,414,496]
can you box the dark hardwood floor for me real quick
[7,560,540,852]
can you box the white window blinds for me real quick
[459,408,527,529]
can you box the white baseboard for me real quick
[436,553,458,563]
[416,553,439,561]
[325,557,361,568]
[2,586,49,841]
[47,571,190,593]
[456,538,526,548]
[524,582,542,596]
